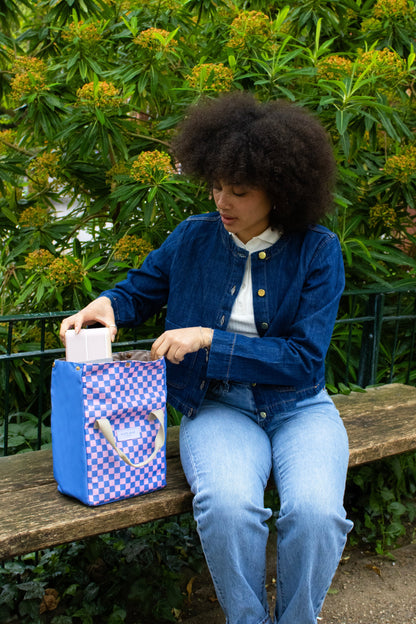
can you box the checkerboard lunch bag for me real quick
[51,351,167,506]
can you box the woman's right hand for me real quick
[59,297,117,345]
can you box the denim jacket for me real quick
[101,212,345,418]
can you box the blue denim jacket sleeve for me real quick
[206,229,345,387]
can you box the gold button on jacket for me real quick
[257,289,266,297]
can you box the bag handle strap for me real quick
[94,409,165,468]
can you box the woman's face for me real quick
[212,182,272,244]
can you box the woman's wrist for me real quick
[199,326,214,349]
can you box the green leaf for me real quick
[84,256,102,270]
[83,274,92,292]
[349,384,366,393]
[338,382,351,395]
[95,108,106,125]
[388,501,407,516]
[1,205,18,224]
[73,238,82,258]
[335,110,352,136]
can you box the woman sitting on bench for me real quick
[61,91,353,624]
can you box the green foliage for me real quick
[0,0,415,317]
[0,515,204,623]
[0,411,52,455]
[346,452,416,553]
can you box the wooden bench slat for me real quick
[0,448,55,494]
[1,383,416,560]
[0,456,193,560]
[334,383,416,466]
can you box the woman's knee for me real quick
[193,479,271,532]
[277,497,348,539]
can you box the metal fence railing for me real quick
[329,288,416,389]
[1,288,416,456]
[0,311,161,456]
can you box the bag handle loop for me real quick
[94,409,165,468]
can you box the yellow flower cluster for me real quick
[113,235,153,264]
[228,11,271,49]
[187,63,234,92]
[369,203,397,229]
[373,0,411,18]
[24,249,54,271]
[384,145,416,184]
[317,55,353,81]
[19,205,52,228]
[0,129,17,156]
[357,48,407,84]
[361,0,414,34]
[46,257,86,287]
[360,17,380,33]
[102,0,180,8]
[76,81,123,110]
[156,0,181,8]
[62,20,103,50]
[131,150,173,184]
[134,28,177,53]
[10,57,48,102]
[28,151,61,189]
[106,161,129,185]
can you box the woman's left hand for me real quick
[151,327,213,364]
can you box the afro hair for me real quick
[172,91,337,232]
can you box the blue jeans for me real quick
[180,382,353,624]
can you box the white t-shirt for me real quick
[227,227,281,337]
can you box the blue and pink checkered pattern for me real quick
[51,355,167,506]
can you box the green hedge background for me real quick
[1,0,416,317]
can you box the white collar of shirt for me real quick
[230,227,281,252]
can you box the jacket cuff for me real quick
[206,329,237,381]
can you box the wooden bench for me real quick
[1,383,416,562]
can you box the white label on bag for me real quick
[117,427,142,442]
